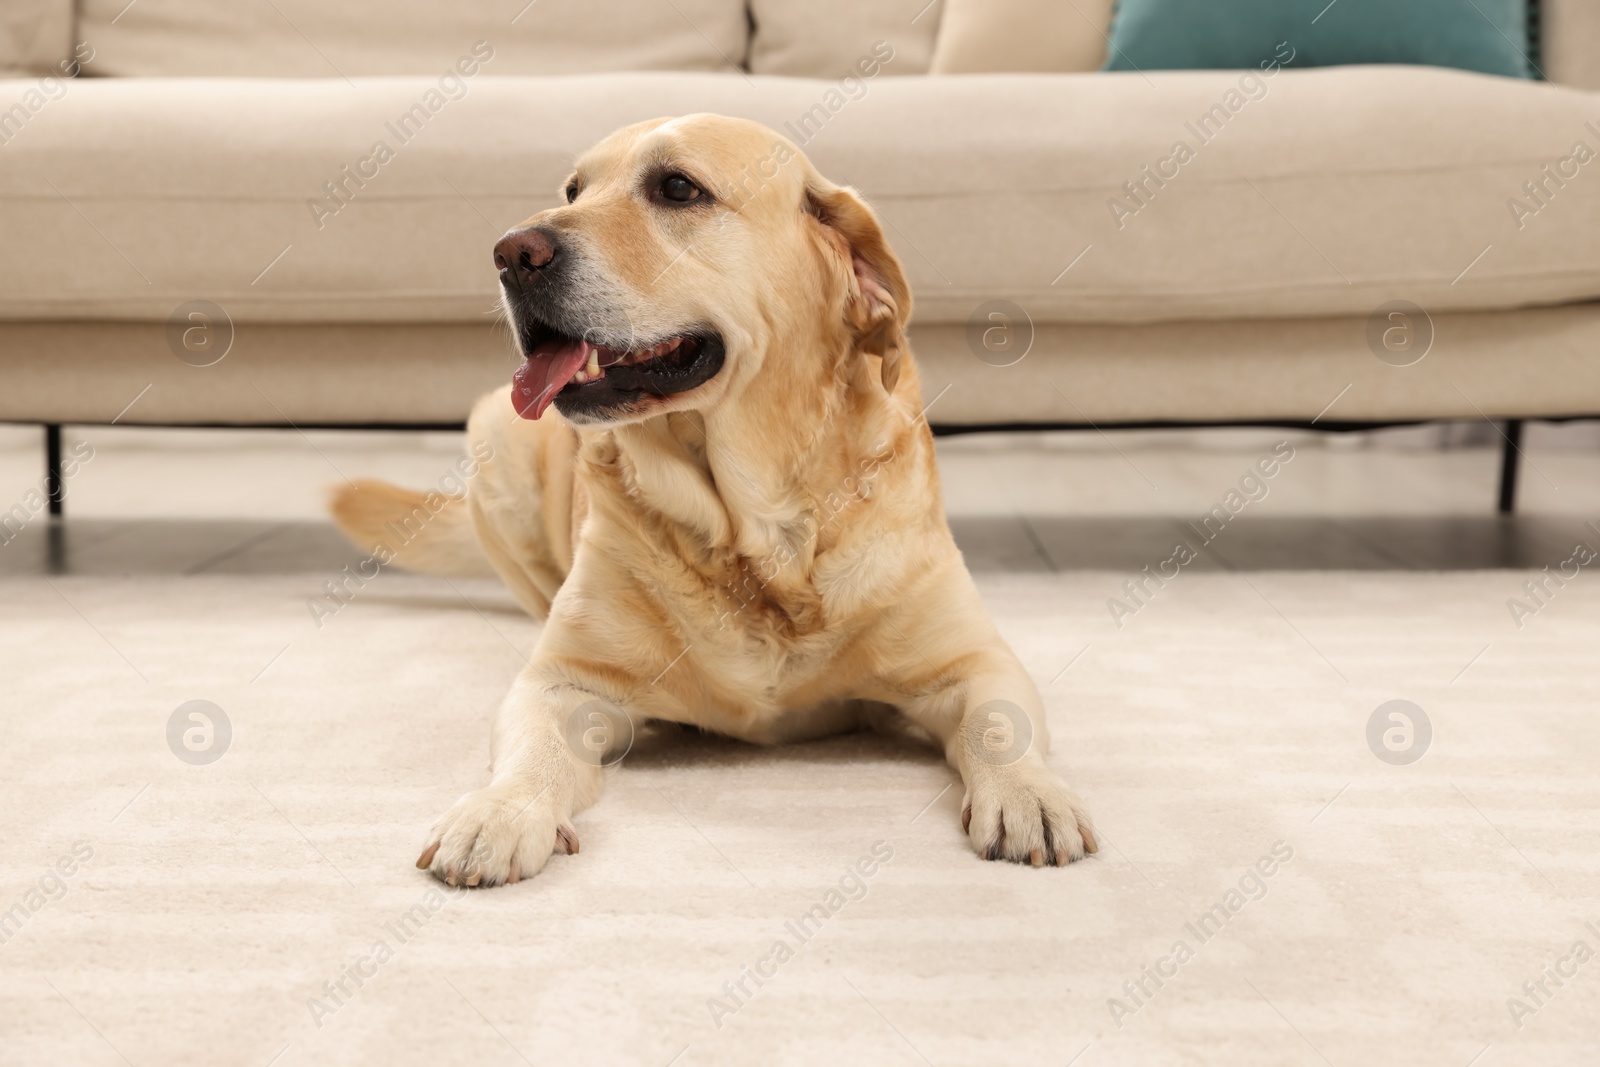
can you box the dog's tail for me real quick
[328,479,495,578]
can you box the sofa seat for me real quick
[7,306,1600,426]
[2,67,1598,327]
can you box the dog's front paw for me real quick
[962,761,1098,867]
[416,781,577,888]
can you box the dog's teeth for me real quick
[586,348,600,377]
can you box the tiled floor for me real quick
[1,421,1597,576]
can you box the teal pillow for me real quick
[1103,0,1535,79]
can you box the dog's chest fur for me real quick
[573,433,927,724]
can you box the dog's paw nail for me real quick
[961,802,972,834]
[507,860,522,885]
[1029,848,1044,867]
[445,868,461,887]
[416,841,440,869]
[1055,849,1071,867]
[465,871,482,887]
[1081,825,1099,855]
[556,824,580,855]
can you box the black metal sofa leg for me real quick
[1497,419,1523,515]
[45,423,64,517]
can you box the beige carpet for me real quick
[3,566,1598,1066]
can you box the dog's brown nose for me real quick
[494,227,558,278]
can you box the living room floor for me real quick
[3,423,1598,1067]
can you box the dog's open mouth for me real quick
[510,320,725,421]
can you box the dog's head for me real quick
[496,114,911,426]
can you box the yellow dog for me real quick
[333,114,1096,887]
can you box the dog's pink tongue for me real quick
[511,338,592,420]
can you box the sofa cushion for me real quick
[748,0,940,76]
[931,0,1114,74]
[1546,0,1600,89]
[1,67,1598,327]
[1104,0,1535,78]
[1,0,71,76]
[77,0,749,77]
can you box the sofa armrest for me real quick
[1544,0,1600,90]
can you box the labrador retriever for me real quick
[331,114,1096,887]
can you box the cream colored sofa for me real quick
[2,0,1598,457]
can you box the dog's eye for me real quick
[564,182,580,204]
[657,174,703,204]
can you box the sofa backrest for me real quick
[930,0,1114,73]
[76,0,750,77]
[1544,0,1600,89]
[747,0,941,77]
[1,0,72,76]
[18,0,1594,85]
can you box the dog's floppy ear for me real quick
[804,181,912,393]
